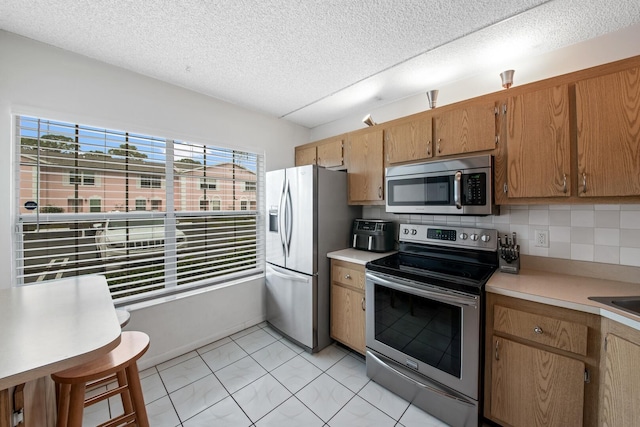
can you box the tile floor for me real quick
[84,322,450,427]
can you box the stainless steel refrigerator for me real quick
[266,164,357,352]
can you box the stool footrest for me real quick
[86,374,118,392]
[84,384,128,407]
[97,411,136,427]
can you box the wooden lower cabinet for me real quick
[484,293,601,427]
[0,378,56,427]
[330,260,366,354]
[490,336,585,426]
[600,319,640,427]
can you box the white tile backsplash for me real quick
[364,204,640,268]
[571,210,595,227]
[620,247,640,267]
[620,211,640,229]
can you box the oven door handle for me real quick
[367,351,475,407]
[366,272,478,308]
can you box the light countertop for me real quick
[0,275,121,390]
[327,248,396,265]
[487,268,640,330]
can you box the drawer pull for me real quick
[533,326,544,335]
[344,274,351,279]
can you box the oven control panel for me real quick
[399,223,497,251]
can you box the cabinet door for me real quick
[348,130,384,204]
[601,333,640,427]
[330,284,365,354]
[576,66,640,197]
[491,337,584,427]
[433,101,496,157]
[295,145,316,166]
[384,117,432,164]
[506,85,571,198]
[317,138,344,168]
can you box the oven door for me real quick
[365,270,481,400]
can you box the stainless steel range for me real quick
[365,223,498,427]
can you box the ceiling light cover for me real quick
[362,114,377,127]
[500,70,515,89]
[426,90,439,108]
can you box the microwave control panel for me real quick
[462,173,486,205]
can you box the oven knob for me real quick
[403,228,410,235]
[481,234,491,242]
[470,233,479,241]
[459,233,468,240]
[411,229,418,235]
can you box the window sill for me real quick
[116,271,264,312]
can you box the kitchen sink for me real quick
[588,296,640,317]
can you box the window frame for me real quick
[14,115,265,304]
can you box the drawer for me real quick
[493,305,588,356]
[331,260,365,290]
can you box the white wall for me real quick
[0,30,308,365]
[309,22,640,140]
[123,277,266,370]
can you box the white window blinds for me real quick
[15,116,264,303]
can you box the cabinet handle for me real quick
[361,296,365,311]
[427,140,431,156]
[344,274,351,280]
[562,174,567,193]
[582,173,587,194]
[437,139,442,154]
[378,186,382,199]
[534,326,544,335]
[495,340,499,360]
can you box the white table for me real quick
[0,275,121,391]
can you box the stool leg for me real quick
[67,383,86,427]
[56,383,71,427]
[125,363,149,427]
[117,369,134,416]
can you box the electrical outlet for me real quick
[534,229,549,248]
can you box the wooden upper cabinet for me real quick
[433,101,496,157]
[576,66,640,197]
[384,115,433,164]
[317,137,344,168]
[295,145,316,166]
[505,84,571,198]
[347,129,384,204]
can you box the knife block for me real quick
[499,245,520,274]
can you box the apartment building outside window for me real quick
[15,116,263,303]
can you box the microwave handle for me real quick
[454,171,462,209]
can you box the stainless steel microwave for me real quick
[385,154,496,215]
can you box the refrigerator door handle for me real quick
[279,180,288,257]
[285,181,293,256]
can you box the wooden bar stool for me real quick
[51,331,150,427]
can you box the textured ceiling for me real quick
[1,0,640,128]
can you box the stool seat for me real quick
[52,331,149,383]
[52,331,150,427]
